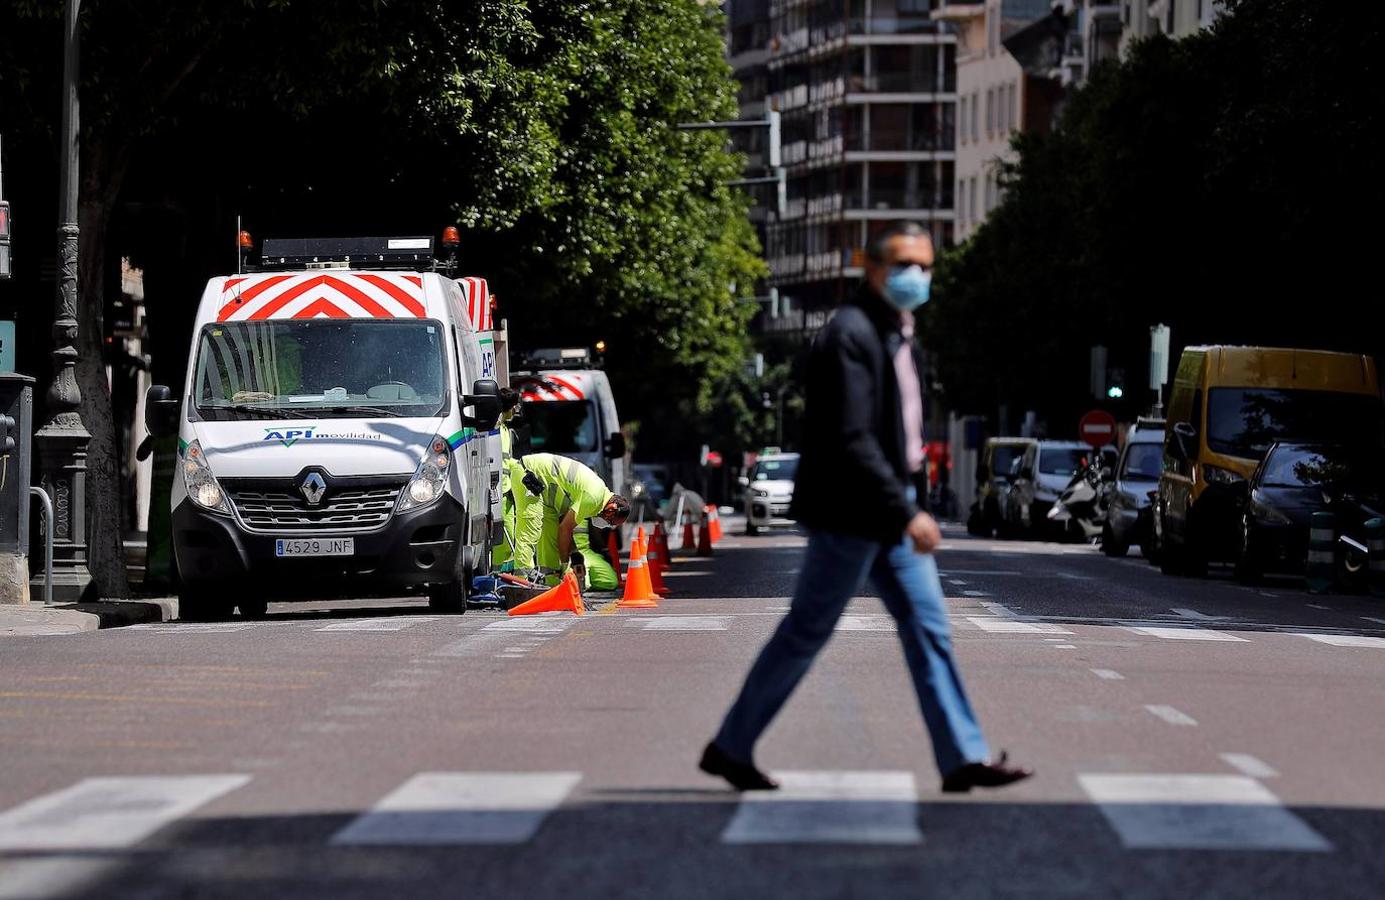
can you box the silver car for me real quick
[744,453,799,535]
[1102,419,1165,558]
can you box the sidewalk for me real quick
[0,598,177,637]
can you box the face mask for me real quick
[883,264,932,311]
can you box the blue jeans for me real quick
[714,529,991,776]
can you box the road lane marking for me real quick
[331,772,580,845]
[1293,633,1385,648]
[0,775,249,850]
[967,617,1072,635]
[434,617,577,657]
[948,579,968,586]
[978,602,1020,618]
[1053,644,1077,649]
[1220,753,1279,778]
[1078,774,1329,851]
[1125,626,1249,642]
[1306,603,1331,610]
[938,570,1021,576]
[1090,669,1125,680]
[962,590,990,597]
[315,617,438,632]
[1168,608,1234,622]
[721,771,921,845]
[1145,705,1198,726]
[125,623,250,633]
[836,615,896,632]
[626,616,731,632]
[1361,617,1385,627]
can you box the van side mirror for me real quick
[1170,421,1196,460]
[463,378,502,431]
[144,385,179,438]
[605,432,627,459]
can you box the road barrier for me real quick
[1306,511,1335,594]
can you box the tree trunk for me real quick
[76,149,131,600]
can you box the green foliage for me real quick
[929,0,1385,429]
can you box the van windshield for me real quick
[752,457,799,481]
[523,400,598,453]
[1122,443,1164,480]
[193,319,448,420]
[1206,388,1384,460]
[990,445,1023,479]
[1039,448,1089,477]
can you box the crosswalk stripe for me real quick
[1293,633,1385,648]
[316,617,438,632]
[1125,626,1249,642]
[836,615,895,632]
[330,772,581,845]
[721,771,922,845]
[966,617,1072,635]
[626,616,731,632]
[1078,774,1330,851]
[0,775,250,851]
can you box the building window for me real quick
[971,93,979,142]
[957,178,966,226]
[985,88,994,138]
[969,178,978,224]
[1009,82,1018,134]
[958,96,968,145]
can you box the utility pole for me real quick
[33,0,92,601]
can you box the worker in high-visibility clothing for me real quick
[493,388,542,573]
[515,452,630,590]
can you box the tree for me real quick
[928,0,1385,431]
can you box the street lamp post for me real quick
[33,0,92,601]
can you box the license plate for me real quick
[275,537,354,557]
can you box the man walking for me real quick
[700,223,1033,793]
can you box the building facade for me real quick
[728,0,960,323]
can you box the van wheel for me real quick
[180,590,235,622]
[1101,524,1129,558]
[238,599,269,620]
[428,548,471,614]
[745,521,760,536]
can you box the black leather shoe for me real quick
[941,751,1033,793]
[699,742,779,791]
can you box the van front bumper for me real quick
[173,496,466,599]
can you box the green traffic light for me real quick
[1106,386,1124,399]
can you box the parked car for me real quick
[1234,441,1384,583]
[1102,418,1165,558]
[967,437,1036,537]
[1005,441,1113,538]
[1155,345,1383,576]
[744,452,799,535]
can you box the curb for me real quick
[0,597,178,637]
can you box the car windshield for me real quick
[523,400,598,453]
[1261,445,1379,491]
[1039,448,1089,476]
[753,458,799,481]
[1122,443,1163,480]
[1207,388,1385,460]
[193,319,447,420]
[990,445,1023,478]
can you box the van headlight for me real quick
[398,435,451,512]
[1203,464,1245,486]
[182,439,231,515]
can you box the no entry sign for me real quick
[1079,410,1117,448]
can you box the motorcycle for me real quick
[1047,461,1111,543]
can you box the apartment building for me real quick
[933,1,1050,240]
[735,0,960,318]
[1118,0,1221,55]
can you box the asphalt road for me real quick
[2,518,1384,899]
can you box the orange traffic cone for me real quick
[681,520,696,552]
[607,529,624,587]
[648,537,671,596]
[697,515,714,557]
[653,521,674,567]
[508,570,584,617]
[619,530,660,608]
[709,507,724,543]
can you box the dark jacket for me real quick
[790,286,925,543]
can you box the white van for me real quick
[513,349,626,494]
[143,235,502,620]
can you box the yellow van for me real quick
[1155,346,1382,574]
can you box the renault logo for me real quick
[299,472,327,506]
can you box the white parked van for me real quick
[144,235,503,620]
[513,349,626,494]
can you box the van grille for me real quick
[224,479,407,532]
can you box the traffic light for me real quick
[0,200,11,280]
[0,414,14,454]
[1106,385,1124,399]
